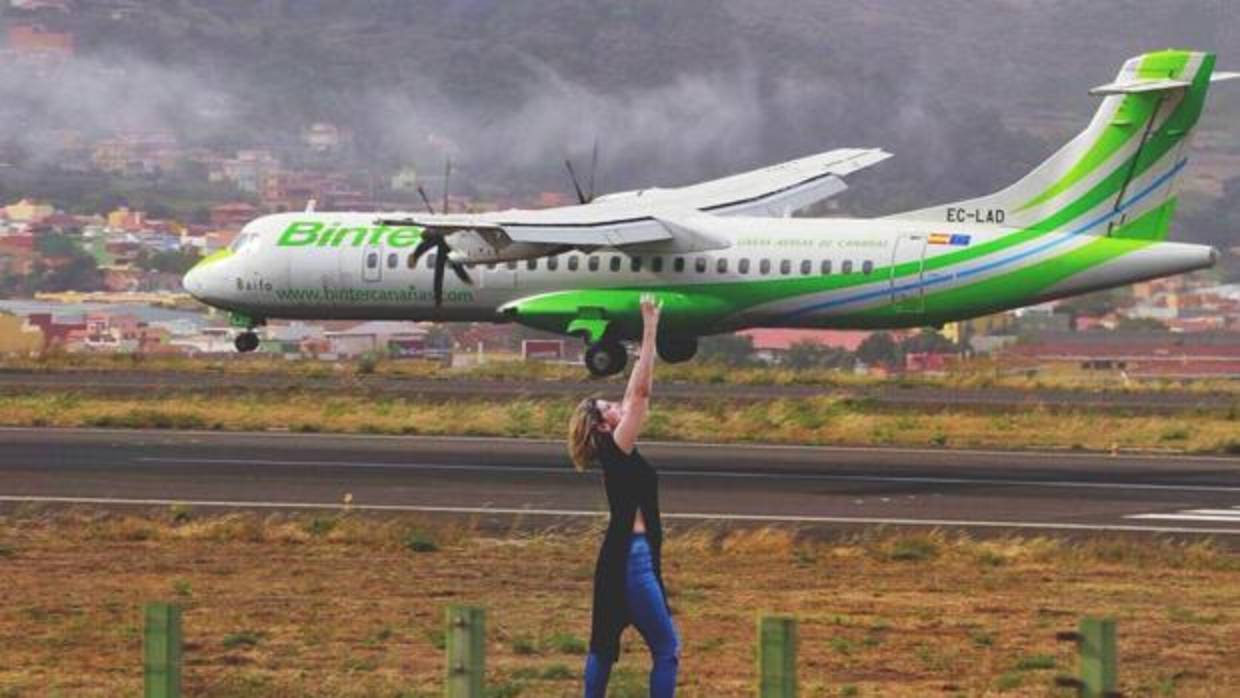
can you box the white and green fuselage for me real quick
[183,50,1232,364]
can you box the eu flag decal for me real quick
[949,234,972,246]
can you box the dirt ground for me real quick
[0,510,1236,697]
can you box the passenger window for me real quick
[760,259,771,275]
[820,260,832,275]
[631,256,642,272]
[568,256,579,271]
[673,257,685,273]
[695,257,707,273]
[588,256,600,272]
[716,258,728,274]
[842,260,854,274]
[485,262,496,271]
[652,257,664,273]
[862,260,874,275]
[407,253,419,269]
[547,256,558,271]
[387,253,398,269]
[610,256,621,272]
[780,259,791,275]
[506,260,518,270]
[800,260,812,275]
[739,258,750,274]
[527,259,538,271]
[426,253,437,270]
[367,252,379,269]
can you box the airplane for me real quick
[183,49,1237,376]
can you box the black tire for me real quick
[584,342,627,377]
[234,331,259,353]
[657,335,698,363]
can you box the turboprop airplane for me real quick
[184,50,1236,376]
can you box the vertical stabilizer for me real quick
[891,50,1222,241]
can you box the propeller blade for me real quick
[449,260,473,286]
[587,139,598,202]
[409,237,438,267]
[432,240,449,306]
[416,186,436,214]
[442,158,452,215]
[565,159,587,205]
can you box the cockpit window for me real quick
[228,232,260,253]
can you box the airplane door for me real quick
[362,243,382,283]
[890,234,926,314]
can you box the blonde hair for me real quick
[568,396,604,471]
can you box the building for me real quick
[3,198,55,223]
[323,321,430,358]
[106,207,145,232]
[0,314,43,355]
[210,203,258,228]
[5,24,74,59]
[1000,331,1240,377]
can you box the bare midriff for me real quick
[633,509,647,534]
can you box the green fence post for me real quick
[445,605,485,698]
[143,602,182,698]
[1079,617,1117,698]
[757,615,797,698]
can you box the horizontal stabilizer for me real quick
[1211,71,1240,84]
[1089,77,1190,95]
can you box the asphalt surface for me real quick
[1,369,1233,413]
[3,428,1239,540]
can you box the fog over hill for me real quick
[0,0,1236,231]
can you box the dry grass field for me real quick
[4,352,1238,396]
[0,510,1236,697]
[0,391,1237,454]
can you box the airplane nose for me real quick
[182,266,205,299]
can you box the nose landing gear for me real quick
[234,331,260,353]
[229,313,264,354]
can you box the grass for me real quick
[0,511,1235,696]
[2,390,1240,453]
[4,352,1237,396]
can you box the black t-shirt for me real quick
[588,431,669,661]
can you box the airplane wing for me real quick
[616,147,891,217]
[375,147,890,261]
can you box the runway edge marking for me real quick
[2,495,1239,536]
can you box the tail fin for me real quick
[894,50,1231,241]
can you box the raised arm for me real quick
[612,294,661,454]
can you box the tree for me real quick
[782,340,853,370]
[900,328,956,354]
[1116,317,1168,332]
[698,333,757,366]
[856,332,901,368]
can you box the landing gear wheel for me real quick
[234,331,260,353]
[584,342,627,377]
[657,335,698,364]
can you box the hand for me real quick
[640,292,662,328]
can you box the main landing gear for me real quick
[656,335,698,364]
[582,335,699,376]
[584,341,627,377]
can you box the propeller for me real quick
[565,139,600,205]
[409,234,473,307]
[409,156,471,306]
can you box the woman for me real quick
[568,293,679,698]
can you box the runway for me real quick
[3,427,1240,538]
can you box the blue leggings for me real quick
[584,534,680,697]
